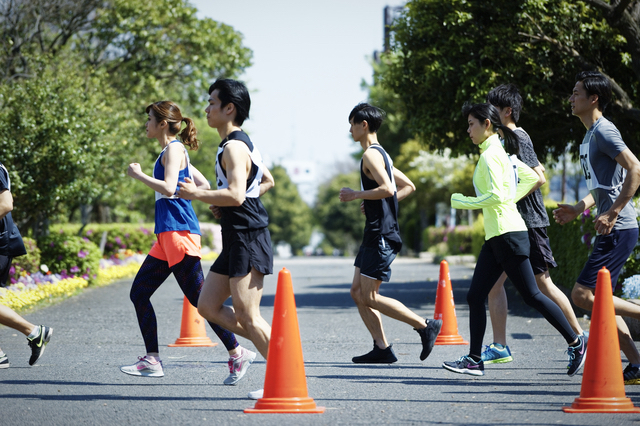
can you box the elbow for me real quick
[538,174,546,187]
[231,194,245,207]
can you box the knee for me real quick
[235,310,254,331]
[350,286,361,304]
[197,303,215,321]
[571,287,593,310]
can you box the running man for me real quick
[178,79,274,399]
[554,71,640,385]
[482,84,585,365]
[339,103,442,364]
[0,161,52,368]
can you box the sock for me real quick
[493,343,505,349]
[0,351,5,357]
[230,347,244,359]
[27,326,40,340]
[145,354,160,363]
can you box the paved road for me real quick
[1,257,639,425]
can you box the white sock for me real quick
[27,326,40,339]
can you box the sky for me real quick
[191,0,406,203]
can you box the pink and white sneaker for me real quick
[223,347,256,385]
[120,356,164,377]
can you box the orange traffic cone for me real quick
[434,260,468,345]
[563,267,640,413]
[168,296,217,347]
[245,268,324,414]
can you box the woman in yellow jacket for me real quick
[442,103,586,377]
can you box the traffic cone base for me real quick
[563,397,640,413]
[433,260,468,346]
[563,267,640,413]
[245,268,324,414]
[168,296,216,347]
[244,397,325,414]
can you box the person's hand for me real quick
[127,163,142,179]
[552,203,579,225]
[339,187,357,202]
[178,177,198,200]
[360,201,365,215]
[593,210,618,235]
[209,205,222,219]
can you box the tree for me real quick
[382,0,640,160]
[260,165,313,255]
[0,0,252,233]
[314,172,364,254]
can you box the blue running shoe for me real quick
[567,334,587,376]
[481,343,513,364]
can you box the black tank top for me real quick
[361,145,402,250]
[215,131,269,231]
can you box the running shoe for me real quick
[623,364,640,385]
[120,356,164,377]
[0,353,9,369]
[27,325,53,366]
[566,334,587,376]
[223,347,256,385]
[352,342,397,364]
[416,319,442,361]
[481,343,513,364]
[442,355,484,376]
[248,388,264,400]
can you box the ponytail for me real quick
[179,117,199,151]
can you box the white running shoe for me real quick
[223,347,256,385]
[120,356,164,377]
[248,389,264,400]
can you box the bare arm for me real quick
[260,166,275,196]
[189,165,211,190]
[178,141,248,206]
[553,193,595,225]
[521,163,546,199]
[592,148,640,235]
[339,148,395,202]
[393,167,415,202]
[128,143,185,197]
[0,190,13,220]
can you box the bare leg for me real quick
[351,268,388,349]
[572,283,640,363]
[0,305,35,336]
[536,271,583,335]
[487,272,508,346]
[198,271,251,340]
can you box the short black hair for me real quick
[486,84,523,123]
[575,71,612,112]
[348,103,385,133]
[208,79,251,125]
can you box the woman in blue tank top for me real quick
[120,101,256,385]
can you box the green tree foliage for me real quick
[0,0,251,233]
[383,0,640,160]
[260,165,313,255]
[314,172,364,254]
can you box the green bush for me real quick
[422,227,447,251]
[546,207,595,291]
[51,223,155,257]
[445,226,473,254]
[38,233,101,284]
[10,237,41,281]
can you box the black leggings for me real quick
[129,254,238,354]
[467,237,578,357]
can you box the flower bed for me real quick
[0,253,146,312]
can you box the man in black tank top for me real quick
[178,79,274,399]
[339,103,442,364]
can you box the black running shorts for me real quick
[210,227,273,278]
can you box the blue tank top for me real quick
[215,131,269,231]
[153,141,201,235]
[361,145,402,250]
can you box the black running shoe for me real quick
[352,342,397,364]
[624,364,640,385]
[28,325,53,366]
[442,355,484,376]
[566,334,586,376]
[416,319,442,361]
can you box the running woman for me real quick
[340,103,441,364]
[121,101,255,385]
[442,103,586,377]
[481,84,585,365]
[554,71,640,385]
